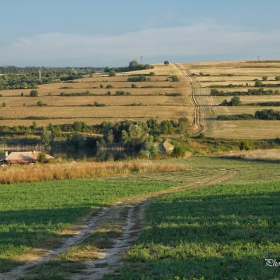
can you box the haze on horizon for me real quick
[1,0,280,67]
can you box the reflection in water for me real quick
[50,148,140,162]
[0,148,141,162]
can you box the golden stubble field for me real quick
[0,64,194,127]
[180,60,280,139]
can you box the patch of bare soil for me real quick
[0,169,238,280]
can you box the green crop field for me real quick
[1,156,280,279]
[0,179,183,273]
[108,180,280,280]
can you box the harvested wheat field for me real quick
[177,61,280,139]
[0,64,193,127]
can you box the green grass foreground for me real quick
[0,179,180,272]
[105,181,280,280]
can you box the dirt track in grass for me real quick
[0,169,238,280]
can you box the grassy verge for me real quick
[105,180,280,279]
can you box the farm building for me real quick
[0,151,54,164]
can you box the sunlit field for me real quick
[0,64,193,127]
[109,180,280,279]
[178,60,280,139]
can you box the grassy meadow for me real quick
[107,180,280,280]
[1,156,280,279]
[0,177,184,273]
[102,156,280,280]
[179,60,280,139]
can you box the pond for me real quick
[0,148,141,162]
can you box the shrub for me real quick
[171,75,179,82]
[108,69,116,77]
[254,80,263,87]
[30,90,38,97]
[240,140,252,150]
[172,144,186,158]
[37,152,47,163]
[37,101,46,106]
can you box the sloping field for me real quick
[179,60,280,139]
[0,64,194,127]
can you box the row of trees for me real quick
[219,96,241,106]
[211,88,280,96]
[217,109,280,120]
[105,60,153,73]
[0,67,102,90]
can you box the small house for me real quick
[0,151,54,164]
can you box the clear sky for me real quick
[1,0,280,67]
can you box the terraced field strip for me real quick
[1,169,238,280]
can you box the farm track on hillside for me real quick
[175,63,223,136]
[1,169,238,280]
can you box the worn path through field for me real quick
[0,169,238,280]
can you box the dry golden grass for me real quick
[177,61,280,139]
[0,105,191,120]
[218,149,280,161]
[0,65,193,127]
[0,161,189,184]
[123,63,182,76]
[207,120,280,139]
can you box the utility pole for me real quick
[39,69,42,83]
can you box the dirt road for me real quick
[1,169,238,280]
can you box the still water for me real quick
[0,148,140,162]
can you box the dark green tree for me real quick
[172,144,186,158]
[30,90,38,97]
[109,69,116,77]
[230,96,241,106]
[254,80,263,87]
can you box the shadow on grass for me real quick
[0,204,102,273]
[111,186,280,280]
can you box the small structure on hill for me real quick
[0,151,54,164]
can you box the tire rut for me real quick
[0,169,239,280]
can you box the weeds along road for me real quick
[174,63,207,135]
[1,169,238,280]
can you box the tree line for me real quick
[0,67,101,90]
[217,109,280,120]
[211,88,280,96]
[105,60,153,73]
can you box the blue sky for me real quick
[1,0,280,67]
